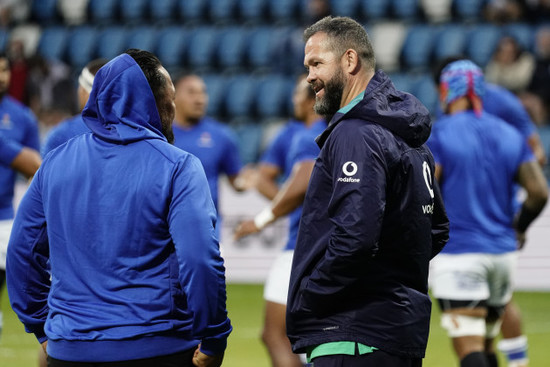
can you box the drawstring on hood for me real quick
[82,53,166,144]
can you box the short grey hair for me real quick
[303,16,375,71]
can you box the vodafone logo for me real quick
[342,161,358,176]
[338,161,360,183]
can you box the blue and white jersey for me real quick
[0,96,40,219]
[0,132,23,166]
[428,110,535,254]
[172,118,242,210]
[42,115,90,157]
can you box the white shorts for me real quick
[430,252,517,307]
[0,219,14,270]
[263,250,294,305]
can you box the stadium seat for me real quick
[330,0,360,18]
[466,25,502,67]
[208,0,238,24]
[255,76,294,119]
[504,23,534,52]
[388,72,414,94]
[452,0,485,22]
[400,25,435,71]
[37,27,69,62]
[202,74,228,118]
[267,0,300,24]
[155,26,189,69]
[30,0,59,25]
[120,0,149,24]
[67,26,98,69]
[359,0,390,20]
[88,0,119,25]
[96,27,128,61]
[150,0,178,23]
[186,27,219,72]
[237,0,268,23]
[232,121,263,164]
[432,25,467,64]
[223,75,259,120]
[411,74,438,114]
[126,26,158,53]
[215,27,250,71]
[178,0,208,24]
[391,0,421,22]
[0,29,8,54]
[246,26,277,71]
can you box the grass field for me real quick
[1,284,549,366]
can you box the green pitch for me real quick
[2,284,549,366]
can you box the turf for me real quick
[1,284,549,366]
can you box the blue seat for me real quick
[178,0,207,24]
[246,26,277,71]
[432,25,467,64]
[224,75,259,120]
[96,27,128,61]
[255,76,293,119]
[37,27,68,62]
[400,25,435,71]
[208,0,238,24]
[232,122,263,164]
[31,0,59,24]
[452,0,486,22]
[391,0,421,21]
[268,0,299,23]
[466,25,501,67]
[67,27,98,69]
[126,26,158,53]
[360,0,390,20]
[330,0,360,17]
[504,23,534,52]
[186,27,219,72]
[411,74,438,115]
[88,0,119,24]
[150,0,178,23]
[388,73,414,94]
[202,74,228,118]
[216,27,250,71]
[237,0,268,23]
[120,0,149,24]
[0,29,8,53]
[155,27,188,69]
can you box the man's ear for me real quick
[342,49,360,74]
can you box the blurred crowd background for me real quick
[2,0,550,174]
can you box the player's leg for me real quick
[262,250,302,367]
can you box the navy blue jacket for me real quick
[286,71,449,358]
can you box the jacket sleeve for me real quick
[167,155,232,356]
[303,125,386,309]
[6,170,50,343]
[430,177,449,258]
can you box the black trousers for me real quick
[47,347,197,367]
[311,349,423,367]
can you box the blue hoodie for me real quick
[7,54,231,362]
[287,71,449,358]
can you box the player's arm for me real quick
[431,177,449,258]
[233,160,314,240]
[11,147,41,178]
[255,163,282,200]
[514,160,548,247]
[527,132,547,166]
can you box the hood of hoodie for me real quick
[318,70,431,148]
[82,53,166,144]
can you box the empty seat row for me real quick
[400,23,536,71]
[30,0,492,27]
[37,25,295,72]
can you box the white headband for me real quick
[78,67,95,94]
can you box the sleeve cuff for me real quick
[200,337,228,356]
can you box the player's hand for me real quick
[516,231,526,250]
[192,347,224,367]
[234,220,259,241]
[233,165,259,191]
[41,340,48,356]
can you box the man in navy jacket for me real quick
[286,16,449,367]
[7,50,231,367]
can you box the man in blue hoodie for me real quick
[6,49,231,367]
[286,16,449,367]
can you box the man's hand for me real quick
[41,340,48,356]
[234,220,260,241]
[516,231,526,250]
[192,348,224,367]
